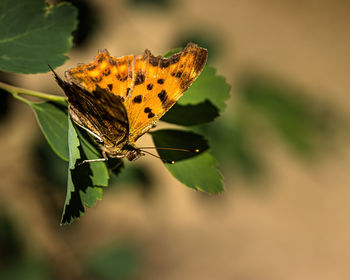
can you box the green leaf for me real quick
[77,129,109,187]
[29,100,113,187]
[150,129,209,161]
[150,129,222,193]
[161,100,219,126]
[0,0,78,73]
[61,117,81,224]
[61,119,110,225]
[167,152,223,193]
[29,101,69,161]
[178,66,231,112]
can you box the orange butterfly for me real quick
[51,42,207,162]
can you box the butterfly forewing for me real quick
[125,43,208,141]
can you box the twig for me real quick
[0,81,66,103]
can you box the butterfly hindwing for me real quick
[52,68,129,147]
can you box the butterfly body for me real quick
[52,43,207,161]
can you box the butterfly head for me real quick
[98,142,143,161]
[122,144,144,161]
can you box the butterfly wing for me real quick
[52,69,129,148]
[66,50,136,102]
[125,43,208,142]
[65,42,207,144]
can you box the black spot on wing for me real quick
[158,90,168,107]
[148,112,155,118]
[144,107,151,113]
[107,84,113,91]
[147,84,153,90]
[134,72,145,85]
[157,78,164,84]
[133,95,142,103]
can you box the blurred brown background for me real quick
[1,0,350,279]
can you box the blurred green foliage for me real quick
[0,213,24,265]
[173,31,221,63]
[0,213,51,280]
[194,72,342,181]
[86,243,141,280]
[238,74,339,156]
[110,164,155,195]
[194,118,263,178]
[0,259,51,280]
[0,211,141,280]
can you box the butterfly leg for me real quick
[77,151,109,165]
[77,158,108,165]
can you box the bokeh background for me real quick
[1,0,350,279]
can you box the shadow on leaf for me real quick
[161,100,219,126]
[150,129,209,162]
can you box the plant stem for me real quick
[0,81,66,103]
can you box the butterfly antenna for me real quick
[48,64,59,77]
[138,147,200,153]
[139,149,175,164]
[48,64,54,72]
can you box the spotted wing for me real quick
[125,42,208,142]
[51,69,129,148]
[65,42,207,144]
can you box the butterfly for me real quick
[51,42,207,163]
